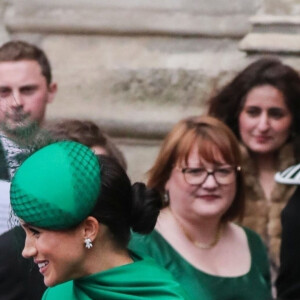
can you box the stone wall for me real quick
[263,0,300,15]
[0,0,299,181]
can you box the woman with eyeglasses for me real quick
[129,116,272,300]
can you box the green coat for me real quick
[129,227,272,300]
[42,251,189,300]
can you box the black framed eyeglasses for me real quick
[177,165,241,186]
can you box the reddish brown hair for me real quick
[148,115,244,222]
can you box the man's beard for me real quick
[0,118,40,146]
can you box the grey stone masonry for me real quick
[2,0,260,180]
[240,15,300,54]
[4,0,256,38]
[263,0,300,15]
[0,1,9,44]
[3,0,300,180]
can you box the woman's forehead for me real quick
[178,142,228,165]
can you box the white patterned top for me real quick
[275,164,300,185]
[1,135,31,179]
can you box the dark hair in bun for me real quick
[91,155,162,248]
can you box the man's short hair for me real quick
[0,40,52,85]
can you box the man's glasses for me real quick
[177,165,241,186]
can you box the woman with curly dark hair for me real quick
[208,57,300,284]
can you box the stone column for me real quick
[239,0,300,55]
[0,1,10,44]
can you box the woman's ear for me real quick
[165,164,176,191]
[165,180,169,191]
[82,216,99,242]
[165,175,172,191]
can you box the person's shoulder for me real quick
[236,225,270,273]
[241,225,260,236]
[239,225,269,261]
[130,229,163,244]
[0,226,24,253]
[240,225,264,243]
[231,223,265,251]
[228,223,265,251]
[127,250,190,300]
[129,230,168,252]
[42,281,73,299]
[129,229,178,267]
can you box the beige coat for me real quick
[240,143,296,267]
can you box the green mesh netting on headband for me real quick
[10,141,101,229]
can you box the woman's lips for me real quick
[35,260,49,274]
[198,195,220,201]
[255,135,272,143]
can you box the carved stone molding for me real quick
[4,0,255,38]
[239,15,300,54]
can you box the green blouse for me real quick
[42,251,189,299]
[129,227,272,300]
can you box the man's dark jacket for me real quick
[0,140,46,300]
[0,143,9,180]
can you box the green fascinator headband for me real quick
[10,141,101,229]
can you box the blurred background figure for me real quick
[0,40,57,234]
[0,40,57,300]
[129,116,272,300]
[0,40,57,182]
[45,119,127,170]
[0,180,10,233]
[208,57,300,276]
[274,164,300,300]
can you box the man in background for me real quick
[0,40,56,181]
[0,40,57,300]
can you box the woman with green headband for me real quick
[10,141,189,300]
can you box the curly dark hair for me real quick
[208,57,300,161]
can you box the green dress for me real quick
[129,227,272,300]
[42,251,189,299]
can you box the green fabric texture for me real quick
[129,227,272,300]
[42,251,189,300]
[10,141,100,229]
